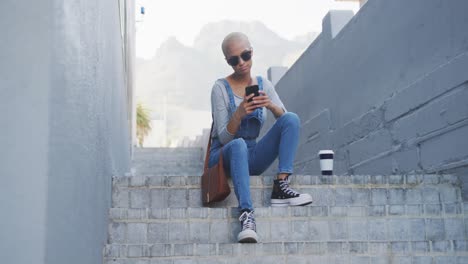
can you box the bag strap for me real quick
[203,121,214,171]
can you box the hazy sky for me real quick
[135,0,359,59]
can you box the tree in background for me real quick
[137,102,152,147]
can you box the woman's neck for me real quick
[230,72,252,84]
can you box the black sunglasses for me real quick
[226,50,252,66]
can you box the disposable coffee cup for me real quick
[318,150,334,175]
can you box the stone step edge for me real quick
[109,203,468,221]
[132,158,202,161]
[132,163,202,165]
[103,240,468,258]
[134,147,202,150]
[132,159,202,161]
[103,256,468,264]
[133,152,203,155]
[132,160,203,164]
[112,174,460,188]
[134,153,203,155]
[114,184,460,189]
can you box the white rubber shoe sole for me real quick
[271,193,313,207]
[238,229,258,243]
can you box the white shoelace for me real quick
[239,211,256,231]
[279,179,300,196]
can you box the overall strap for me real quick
[256,76,263,91]
[221,79,236,116]
[256,76,264,117]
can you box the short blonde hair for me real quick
[221,32,251,57]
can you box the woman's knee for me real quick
[224,138,249,170]
[227,138,248,153]
[279,112,300,127]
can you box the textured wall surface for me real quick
[267,66,288,85]
[0,1,132,263]
[0,1,51,263]
[263,0,468,197]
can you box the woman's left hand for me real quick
[251,91,273,109]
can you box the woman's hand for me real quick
[251,91,273,110]
[255,91,285,118]
[227,93,256,135]
[235,93,258,120]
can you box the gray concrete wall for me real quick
[263,0,468,197]
[125,0,138,150]
[0,0,133,263]
[267,66,288,86]
[0,1,51,263]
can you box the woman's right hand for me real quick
[227,94,256,135]
[235,93,257,119]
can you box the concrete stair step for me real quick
[133,161,203,166]
[108,213,468,244]
[133,160,202,166]
[134,156,203,161]
[135,147,203,153]
[112,175,462,209]
[103,241,468,261]
[131,172,204,177]
[113,174,460,188]
[132,162,203,176]
[133,158,202,163]
[109,203,466,222]
[134,148,203,159]
[133,152,205,160]
[108,202,468,244]
[132,168,203,177]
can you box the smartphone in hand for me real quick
[245,85,259,102]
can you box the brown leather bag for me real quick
[201,123,231,205]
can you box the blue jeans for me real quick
[210,112,300,211]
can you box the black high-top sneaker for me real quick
[237,210,258,243]
[271,177,313,206]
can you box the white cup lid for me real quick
[318,150,334,155]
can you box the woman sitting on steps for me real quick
[208,32,313,243]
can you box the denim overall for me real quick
[208,76,300,211]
